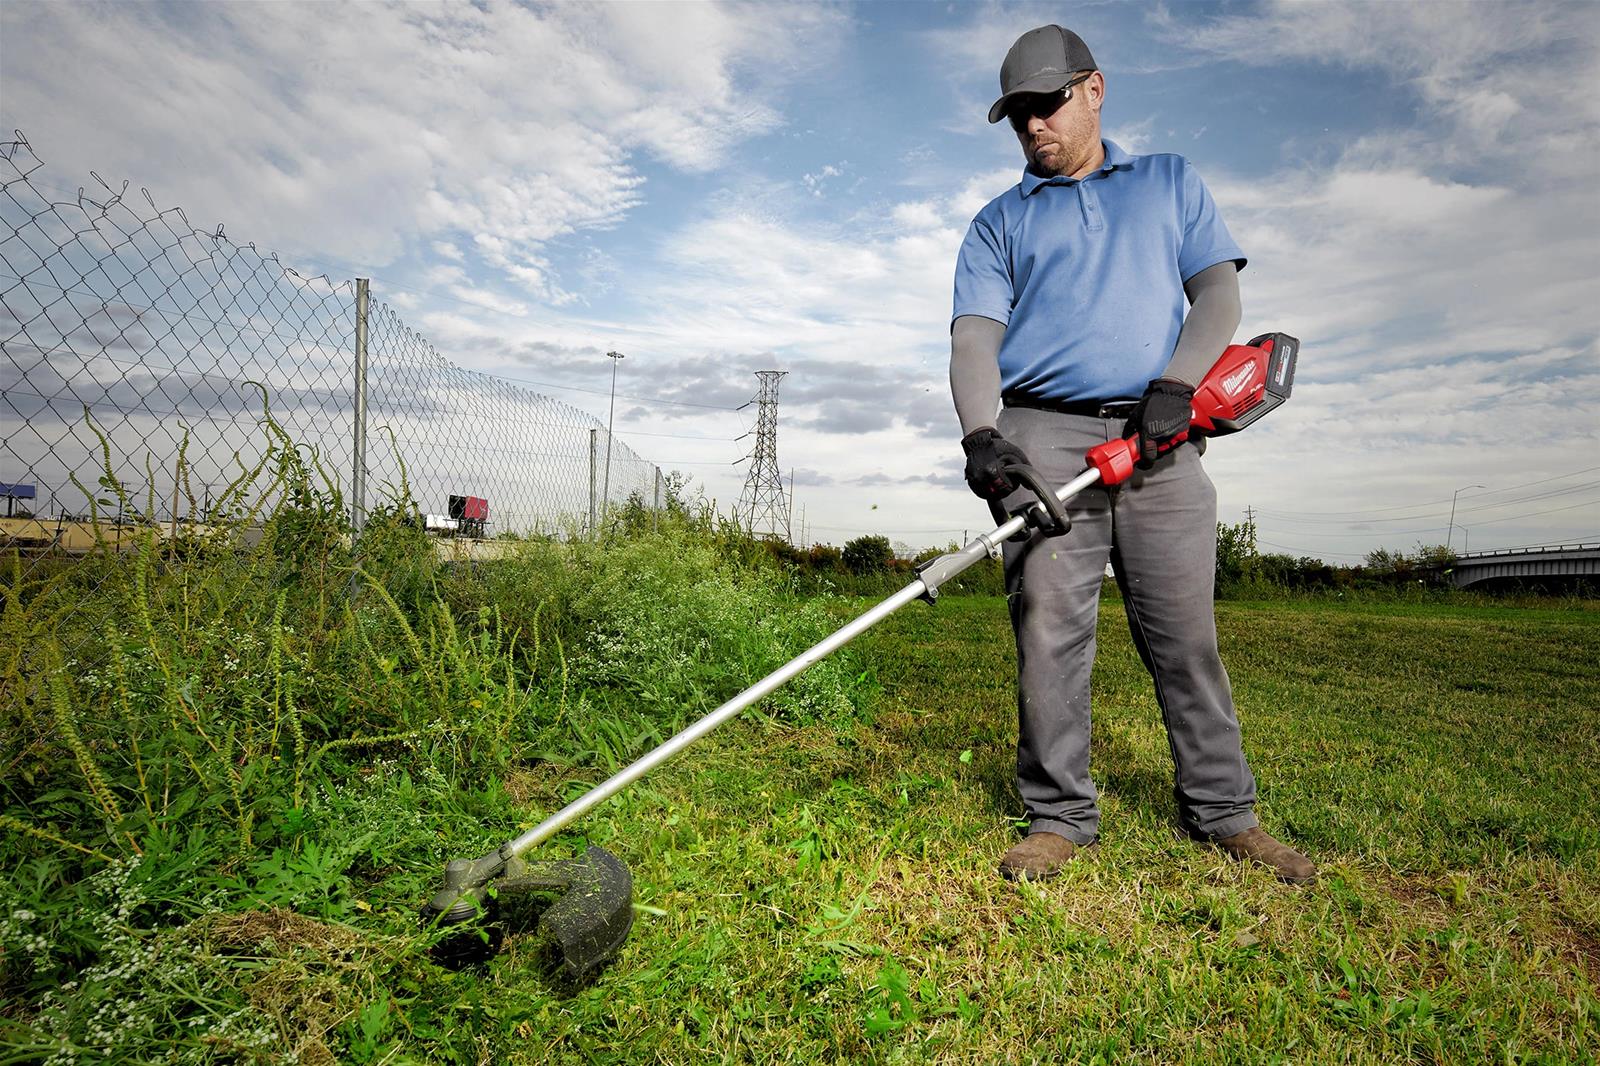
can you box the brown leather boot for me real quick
[1208,827,1317,884]
[998,831,1078,882]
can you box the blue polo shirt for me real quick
[952,140,1245,403]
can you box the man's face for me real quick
[1007,71,1104,177]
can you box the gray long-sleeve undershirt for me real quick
[949,261,1243,436]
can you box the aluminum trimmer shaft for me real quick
[421,466,1100,979]
[502,464,1105,864]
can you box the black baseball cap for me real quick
[987,25,1098,124]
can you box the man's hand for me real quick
[1128,379,1194,468]
[961,427,1030,499]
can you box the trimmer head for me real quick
[422,845,633,982]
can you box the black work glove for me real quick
[961,427,1030,500]
[1127,378,1195,469]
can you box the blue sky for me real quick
[2,0,1597,560]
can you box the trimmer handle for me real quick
[1083,433,1187,487]
[986,463,1073,540]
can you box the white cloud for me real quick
[802,163,846,198]
[949,169,1021,222]
[391,168,994,532]
[6,1,1596,553]
[0,1,846,294]
[1166,0,1600,172]
[1105,116,1155,155]
[890,200,943,230]
[1166,0,1600,557]
[447,286,531,320]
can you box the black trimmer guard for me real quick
[422,845,633,982]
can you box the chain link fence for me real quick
[1,136,664,582]
[361,297,658,538]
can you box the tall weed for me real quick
[1,423,876,1059]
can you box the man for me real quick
[950,25,1314,884]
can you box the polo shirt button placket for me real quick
[1080,184,1103,232]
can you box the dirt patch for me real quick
[506,762,595,806]
[245,963,349,1066]
[1371,867,1600,990]
[1367,869,1456,916]
[1551,910,1600,984]
[197,909,384,1064]
[204,907,366,955]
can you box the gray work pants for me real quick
[996,405,1258,845]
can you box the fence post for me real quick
[654,465,662,532]
[352,278,369,534]
[588,428,598,538]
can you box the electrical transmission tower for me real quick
[736,370,791,541]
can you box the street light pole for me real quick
[602,350,625,522]
[1447,483,1486,552]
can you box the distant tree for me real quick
[1413,542,1458,567]
[765,538,806,570]
[1363,547,1408,575]
[1254,552,1337,589]
[1362,544,1457,585]
[913,543,957,565]
[1253,552,1299,586]
[1215,519,1257,588]
[660,470,695,516]
[842,534,893,575]
[1298,556,1336,588]
[601,469,713,542]
[806,543,844,572]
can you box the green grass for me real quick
[520,596,1600,1063]
[4,521,1597,1062]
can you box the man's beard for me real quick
[1029,139,1071,177]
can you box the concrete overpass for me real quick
[1445,543,1600,590]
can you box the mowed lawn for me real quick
[456,595,1598,1064]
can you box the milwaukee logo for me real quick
[1222,365,1256,396]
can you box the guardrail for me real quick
[1455,542,1599,561]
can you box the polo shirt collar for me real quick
[1019,139,1135,197]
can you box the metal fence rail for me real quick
[1454,542,1599,561]
[1,137,663,574]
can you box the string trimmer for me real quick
[421,332,1300,981]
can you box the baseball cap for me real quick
[987,25,1098,124]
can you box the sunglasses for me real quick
[1006,72,1093,131]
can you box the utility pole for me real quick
[1244,505,1256,525]
[1447,484,1485,552]
[602,350,624,522]
[735,370,791,541]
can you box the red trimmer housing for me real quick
[1085,332,1299,487]
[1192,332,1299,435]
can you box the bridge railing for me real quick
[1455,542,1599,562]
